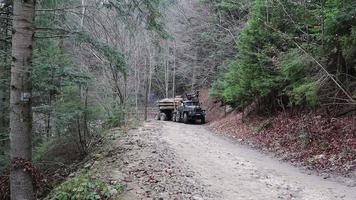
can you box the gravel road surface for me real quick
[109,121,356,200]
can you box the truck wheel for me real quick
[172,113,176,122]
[160,113,166,121]
[201,117,205,124]
[183,113,188,124]
[176,113,181,122]
[155,114,160,120]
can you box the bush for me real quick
[50,174,124,200]
[0,154,9,174]
[288,81,318,106]
[104,106,128,128]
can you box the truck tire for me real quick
[183,113,188,124]
[172,113,176,122]
[160,113,166,121]
[201,117,205,124]
[176,113,181,122]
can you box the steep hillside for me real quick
[206,104,356,178]
[202,0,356,179]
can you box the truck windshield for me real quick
[185,102,199,106]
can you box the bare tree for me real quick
[10,0,36,199]
[165,42,170,98]
[172,41,176,97]
[161,0,247,91]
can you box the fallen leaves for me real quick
[209,110,356,177]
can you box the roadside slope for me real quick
[208,111,356,177]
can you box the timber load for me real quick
[158,97,183,110]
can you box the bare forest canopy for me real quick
[0,0,243,165]
[0,0,355,199]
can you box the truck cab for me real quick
[173,100,206,124]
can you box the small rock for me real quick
[91,161,100,168]
[225,105,234,113]
[322,174,330,179]
[314,154,325,160]
[192,194,204,200]
[84,163,92,169]
[110,188,118,196]
[123,177,132,182]
[94,153,103,159]
[344,179,356,187]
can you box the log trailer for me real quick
[155,91,206,124]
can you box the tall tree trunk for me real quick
[165,43,169,98]
[321,0,325,50]
[192,49,197,92]
[148,54,153,103]
[144,71,149,121]
[80,0,86,28]
[0,5,11,134]
[83,86,89,147]
[144,33,153,108]
[172,42,176,98]
[10,0,36,199]
[145,43,153,121]
[134,57,139,116]
[265,0,269,23]
[144,56,149,121]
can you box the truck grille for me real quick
[195,108,202,112]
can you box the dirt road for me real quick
[109,121,356,200]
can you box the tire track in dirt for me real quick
[160,121,356,200]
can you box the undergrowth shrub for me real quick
[0,154,8,174]
[49,174,124,200]
[288,82,318,106]
[104,106,128,128]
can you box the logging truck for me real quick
[155,91,206,124]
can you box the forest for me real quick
[0,0,355,199]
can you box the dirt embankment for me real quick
[209,112,356,177]
[198,89,226,122]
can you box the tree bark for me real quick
[144,55,149,121]
[0,5,11,134]
[10,0,36,199]
[134,57,139,116]
[172,42,176,98]
[144,42,153,121]
[191,49,197,92]
[165,42,169,98]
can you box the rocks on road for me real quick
[106,122,215,200]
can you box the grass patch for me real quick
[49,173,124,200]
